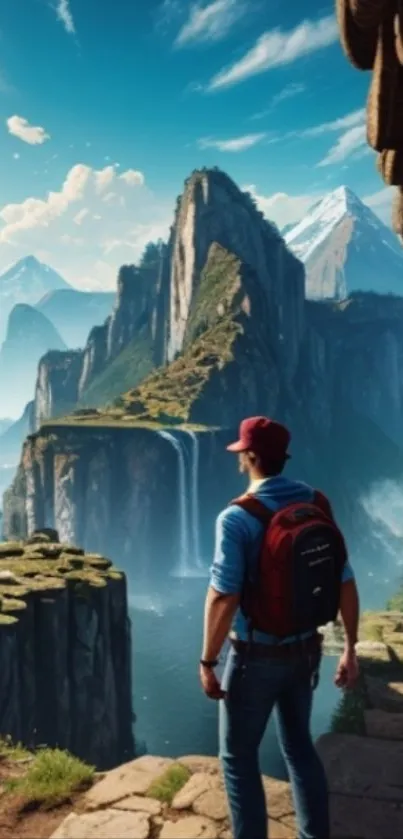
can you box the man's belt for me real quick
[229,632,322,659]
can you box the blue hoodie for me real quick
[209,475,354,646]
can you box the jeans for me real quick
[219,646,329,839]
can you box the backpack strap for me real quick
[230,494,274,525]
[312,490,334,521]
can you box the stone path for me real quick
[318,611,403,838]
[50,755,296,839]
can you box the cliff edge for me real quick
[0,530,134,771]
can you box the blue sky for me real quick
[0,0,393,289]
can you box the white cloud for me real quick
[244,184,318,230]
[0,164,171,290]
[251,83,306,120]
[272,82,306,108]
[301,108,365,138]
[119,169,145,186]
[56,0,75,34]
[175,0,245,46]
[208,14,338,90]
[198,132,266,152]
[318,123,366,167]
[6,115,50,145]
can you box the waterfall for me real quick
[187,431,203,569]
[159,430,189,577]
[158,429,205,577]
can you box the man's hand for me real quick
[334,648,359,689]
[199,664,226,700]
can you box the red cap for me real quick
[227,416,291,460]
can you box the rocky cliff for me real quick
[3,424,239,578]
[33,259,161,428]
[0,530,134,770]
[166,170,305,388]
[305,293,403,446]
[6,168,403,583]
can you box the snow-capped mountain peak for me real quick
[285,186,403,300]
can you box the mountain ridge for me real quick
[0,256,71,344]
[285,185,403,299]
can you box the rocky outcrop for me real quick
[35,350,83,429]
[3,425,238,578]
[166,170,305,387]
[107,265,152,361]
[51,754,296,838]
[305,293,403,445]
[121,244,279,427]
[78,322,110,396]
[0,531,134,770]
[33,259,163,427]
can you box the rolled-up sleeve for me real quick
[209,507,248,595]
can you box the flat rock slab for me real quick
[172,772,219,810]
[365,709,403,740]
[112,794,162,815]
[193,788,228,821]
[159,815,219,838]
[329,793,403,838]
[50,809,150,839]
[317,733,403,801]
[85,755,174,809]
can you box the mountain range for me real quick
[0,256,69,342]
[4,167,403,591]
[285,186,403,299]
[1,180,403,470]
[0,256,115,347]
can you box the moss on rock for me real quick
[0,534,135,770]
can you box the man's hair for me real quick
[248,451,287,477]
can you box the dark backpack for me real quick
[231,492,347,638]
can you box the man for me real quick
[200,416,360,839]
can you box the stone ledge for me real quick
[51,754,296,839]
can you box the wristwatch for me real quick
[200,658,218,669]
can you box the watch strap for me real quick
[200,658,218,669]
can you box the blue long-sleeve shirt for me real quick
[209,475,354,645]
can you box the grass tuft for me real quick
[7,748,95,809]
[0,735,32,762]
[146,763,191,805]
[330,677,368,735]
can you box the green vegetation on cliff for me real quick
[7,747,94,808]
[79,328,154,409]
[0,531,134,771]
[113,243,274,426]
[147,763,191,805]
[116,245,243,423]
